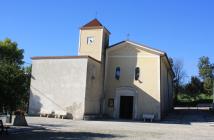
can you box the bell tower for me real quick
[78,19,110,62]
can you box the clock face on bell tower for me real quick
[78,19,110,62]
[87,36,94,45]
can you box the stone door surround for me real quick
[114,87,138,119]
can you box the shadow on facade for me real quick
[134,85,162,119]
[28,89,42,115]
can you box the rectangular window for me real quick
[135,67,140,80]
[115,67,120,80]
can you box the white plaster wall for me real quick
[84,58,102,115]
[28,58,88,120]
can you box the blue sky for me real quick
[0,0,213,81]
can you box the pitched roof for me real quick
[82,18,103,27]
[81,19,111,34]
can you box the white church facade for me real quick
[29,19,174,120]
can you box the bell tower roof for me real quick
[82,18,103,27]
[81,19,110,34]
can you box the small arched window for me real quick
[115,67,120,80]
[135,67,140,80]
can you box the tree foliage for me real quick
[203,77,213,94]
[176,56,214,106]
[198,56,214,94]
[185,76,203,95]
[0,62,27,111]
[0,38,29,113]
[0,38,24,65]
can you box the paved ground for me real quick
[2,108,214,140]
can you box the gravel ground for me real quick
[2,108,214,140]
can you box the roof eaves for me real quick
[80,26,111,34]
[162,54,175,78]
[31,55,101,63]
[109,41,126,48]
[125,40,165,55]
[108,40,165,55]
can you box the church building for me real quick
[29,19,174,120]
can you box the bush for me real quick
[176,93,213,107]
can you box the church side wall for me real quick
[84,58,102,115]
[160,57,173,118]
[28,58,88,120]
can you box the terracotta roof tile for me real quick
[82,18,103,27]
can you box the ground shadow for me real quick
[2,125,124,140]
[3,132,121,140]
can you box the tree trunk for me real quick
[213,81,214,105]
[174,84,178,105]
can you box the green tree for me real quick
[0,62,27,111]
[185,76,203,95]
[198,56,214,94]
[0,38,29,121]
[0,38,24,65]
[203,77,213,94]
